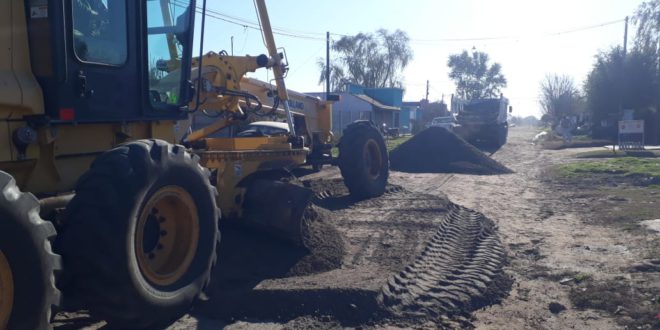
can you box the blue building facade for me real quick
[308,84,404,135]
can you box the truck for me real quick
[452,95,512,148]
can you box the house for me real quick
[401,101,421,134]
[308,84,404,135]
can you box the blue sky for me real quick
[191,0,644,118]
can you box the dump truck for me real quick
[0,0,388,329]
[452,95,512,148]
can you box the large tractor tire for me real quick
[0,172,60,330]
[59,140,219,329]
[338,121,389,200]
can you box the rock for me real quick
[549,302,567,314]
[559,277,575,285]
[614,305,625,315]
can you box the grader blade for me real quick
[242,179,313,245]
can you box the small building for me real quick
[308,84,404,136]
[401,101,421,134]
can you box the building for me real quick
[401,101,421,134]
[308,84,404,135]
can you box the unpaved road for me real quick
[392,126,659,329]
[53,126,658,329]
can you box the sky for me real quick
[190,0,645,118]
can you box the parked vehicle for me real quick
[429,116,458,131]
[452,96,511,147]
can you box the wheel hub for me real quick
[136,186,200,287]
[363,139,383,180]
[0,250,13,329]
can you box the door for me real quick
[63,0,139,121]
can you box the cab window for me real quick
[146,0,192,107]
[72,0,127,65]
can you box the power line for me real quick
[173,2,626,45]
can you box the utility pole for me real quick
[615,16,629,151]
[231,36,234,56]
[425,80,430,102]
[326,31,331,99]
[620,16,629,113]
[623,16,628,57]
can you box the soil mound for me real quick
[289,205,346,276]
[390,127,512,175]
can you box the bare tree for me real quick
[539,74,582,125]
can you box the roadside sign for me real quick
[618,120,644,150]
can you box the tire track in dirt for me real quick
[378,204,508,320]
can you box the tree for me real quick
[447,49,507,99]
[584,47,658,139]
[632,0,660,52]
[632,0,660,130]
[539,74,582,126]
[318,29,413,91]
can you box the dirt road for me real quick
[392,126,659,329]
[54,126,658,329]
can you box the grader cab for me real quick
[0,0,389,329]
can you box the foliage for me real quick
[385,136,412,151]
[539,74,583,126]
[418,101,449,125]
[318,29,413,91]
[558,158,660,178]
[575,149,660,159]
[584,47,658,139]
[510,115,540,126]
[447,50,507,99]
[632,0,660,53]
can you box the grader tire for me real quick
[59,140,219,329]
[0,172,60,330]
[338,122,389,199]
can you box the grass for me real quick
[574,273,592,283]
[385,136,412,151]
[558,157,660,178]
[575,149,660,159]
[330,135,411,158]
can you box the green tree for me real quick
[539,74,583,126]
[318,29,413,91]
[584,47,658,139]
[447,49,507,99]
[632,0,659,52]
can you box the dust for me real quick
[389,127,512,175]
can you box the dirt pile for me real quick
[289,205,346,276]
[389,127,512,174]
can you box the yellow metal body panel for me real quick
[0,0,44,117]
[195,136,307,219]
[0,121,178,195]
[205,136,292,151]
[240,77,334,144]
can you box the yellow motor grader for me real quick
[0,0,388,329]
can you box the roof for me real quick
[353,94,400,111]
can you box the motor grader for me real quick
[0,0,389,329]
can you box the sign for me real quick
[618,120,644,134]
[618,120,644,150]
